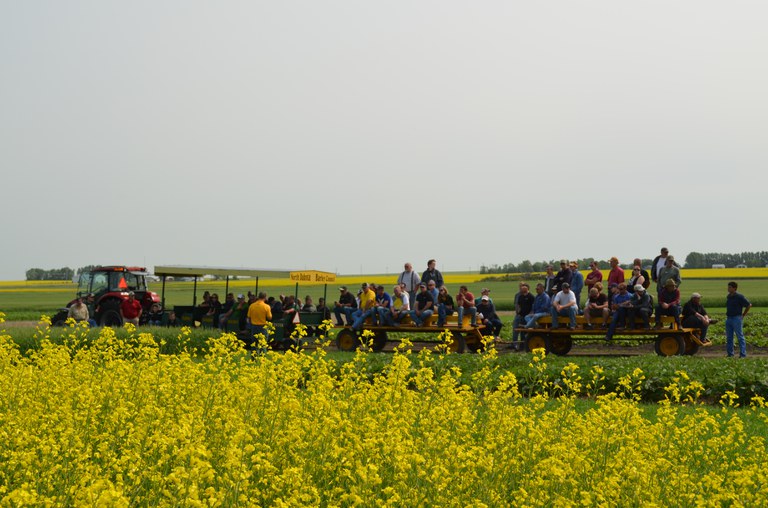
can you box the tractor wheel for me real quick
[683,334,700,356]
[448,331,466,354]
[51,310,68,327]
[549,335,573,356]
[372,330,388,352]
[526,334,548,353]
[465,329,485,353]
[336,328,359,352]
[655,335,685,356]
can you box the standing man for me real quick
[120,291,143,326]
[552,260,573,295]
[725,281,752,358]
[421,259,444,289]
[607,257,625,306]
[397,263,421,304]
[512,283,535,349]
[658,256,682,294]
[247,292,272,348]
[584,261,603,293]
[543,265,557,297]
[651,247,670,285]
[569,261,584,311]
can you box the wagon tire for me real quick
[372,330,388,352]
[448,331,466,354]
[549,335,573,356]
[683,334,700,356]
[465,328,485,353]
[655,334,685,356]
[526,334,549,353]
[336,328,359,352]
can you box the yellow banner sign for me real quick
[289,271,337,283]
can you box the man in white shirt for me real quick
[550,282,578,330]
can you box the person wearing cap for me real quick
[474,288,493,306]
[477,295,503,339]
[725,281,751,358]
[333,286,358,326]
[552,260,573,296]
[409,283,435,326]
[682,293,714,343]
[655,279,681,329]
[67,296,98,327]
[350,283,376,331]
[657,256,682,295]
[421,259,444,289]
[456,285,478,328]
[626,285,652,330]
[605,283,632,340]
[550,282,577,330]
[120,291,143,326]
[525,283,552,329]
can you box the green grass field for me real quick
[1,275,766,320]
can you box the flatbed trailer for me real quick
[516,315,711,356]
[335,313,486,353]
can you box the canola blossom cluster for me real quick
[0,314,767,506]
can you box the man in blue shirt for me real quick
[373,285,393,326]
[605,283,633,341]
[525,283,552,329]
[569,262,584,312]
[725,281,752,358]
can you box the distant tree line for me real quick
[480,258,654,274]
[25,265,98,281]
[684,252,768,269]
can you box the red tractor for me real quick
[52,266,161,326]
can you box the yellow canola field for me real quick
[0,316,767,506]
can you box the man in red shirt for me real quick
[607,257,625,307]
[120,291,143,326]
[585,261,603,292]
[456,286,477,328]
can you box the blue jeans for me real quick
[457,306,477,327]
[512,314,527,342]
[525,312,548,329]
[352,309,375,330]
[334,306,356,325]
[605,307,628,340]
[409,309,433,326]
[725,316,746,357]
[483,318,503,337]
[437,304,454,326]
[655,304,681,326]
[551,306,577,329]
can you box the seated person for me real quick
[302,295,317,312]
[605,283,632,340]
[656,279,681,328]
[67,296,98,327]
[550,282,577,330]
[409,283,434,326]
[583,287,610,329]
[456,286,477,328]
[380,286,410,326]
[436,286,455,327]
[282,295,300,337]
[477,295,502,338]
[148,302,164,326]
[333,286,357,325]
[351,283,376,331]
[220,294,247,330]
[316,297,331,321]
[512,283,534,349]
[206,293,223,326]
[372,285,393,325]
[626,285,652,330]
[682,292,714,343]
[166,310,179,327]
[193,291,211,323]
[525,284,552,329]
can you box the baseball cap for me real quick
[481,295,489,301]
[634,284,645,292]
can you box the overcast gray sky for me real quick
[1,1,766,280]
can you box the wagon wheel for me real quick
[448,330,467,354]
[683,333,700,356]
[372,330,388,352]
[549,335,573,356]
[655,334,685,356]
[465,328,485,353]
[526,334,549,353]
[336,328,359,352]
